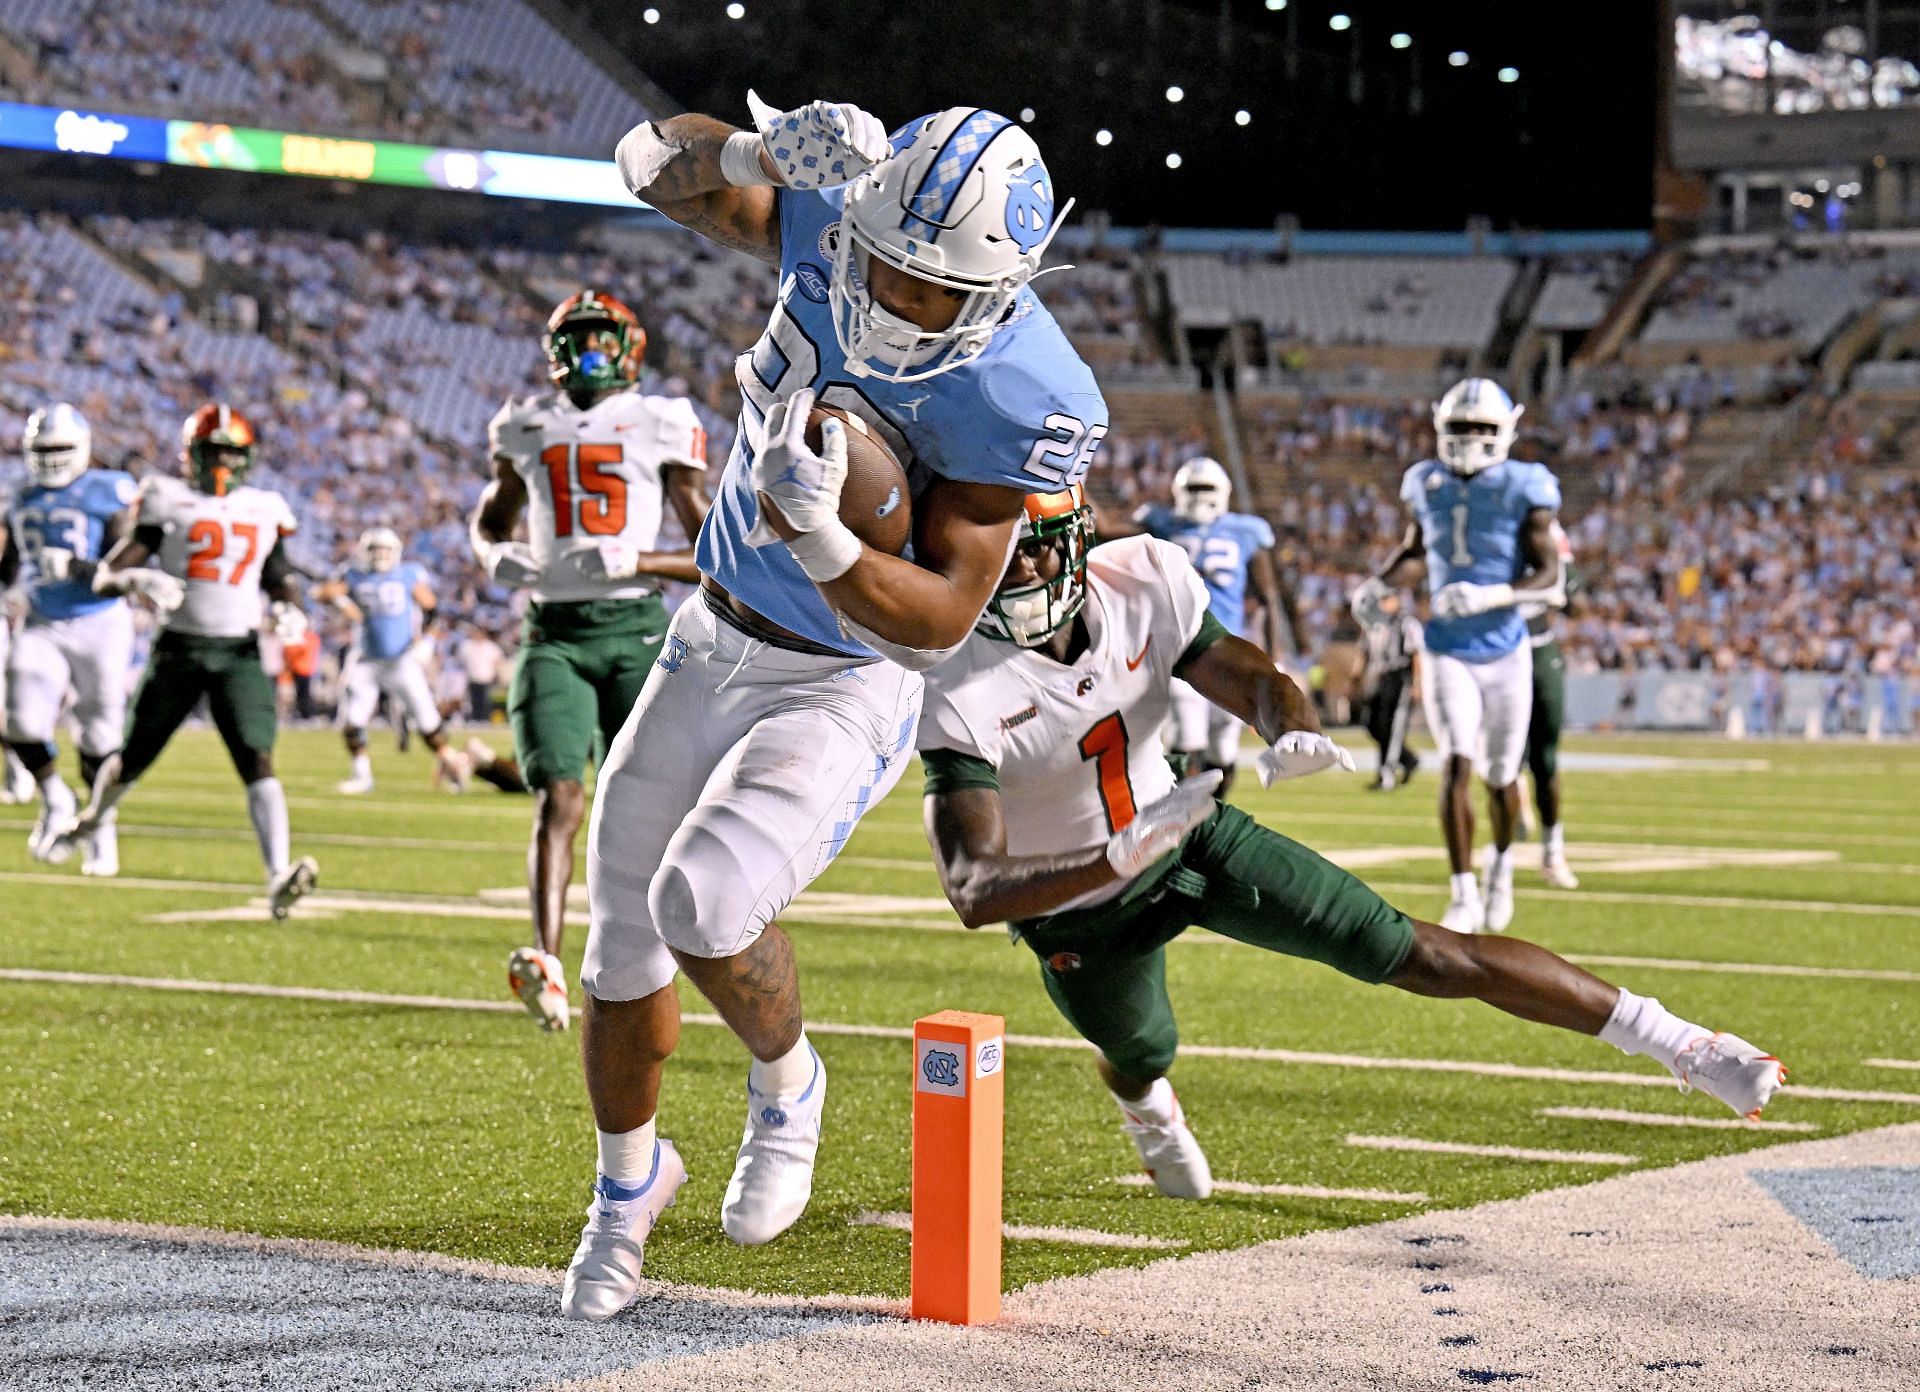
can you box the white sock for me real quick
[41,774,76,820]
[247,777,291,875]
[1545,824,1565,858]
[349,753,371,781]
[1112,1076,1177,1125]
[1598,989,1708,1073]
[1488,845,1514,879]
[1450,871,1480,901]
[749,1031,815,1097]
[597,1118,658,1185]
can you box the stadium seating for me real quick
[1163,254,1516,350]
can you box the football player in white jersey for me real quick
[312,526,469,796]
[0,403,139,872]
[919,487,1787,1197]
[472,291,711,1032]
[51,404,318,919]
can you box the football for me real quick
[807,402,912,556]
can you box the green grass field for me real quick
[2,726,1916,1298]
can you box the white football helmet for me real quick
[1433,378,1522,477]
[357,526,402,573]
[1172,457,1232,525]
[23,402,91,488]
[830,107,1070,383]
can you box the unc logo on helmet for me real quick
[1004,164,1055,254]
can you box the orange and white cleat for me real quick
[1672,1032,1787,1120]
[508,946,569,1031]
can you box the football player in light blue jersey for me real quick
[312,527,467,796]
[1127,457,1303,794]
[0,403,139,873]
[1352,379,1563,936]
[557,99,1108,1320]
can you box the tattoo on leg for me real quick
[675,925,802,1061]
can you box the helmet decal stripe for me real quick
[900,109,1012,240]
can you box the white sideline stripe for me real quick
[1535,1106,1818,1134]
[1864,1058,1920,1071]
[1570,954,1920,984]
[1345,1134,1640,1166]
[97,823,524,853]
[6,968,1919,1106]
[1364,881,1920,921]
[850,1210,1185,1250]
[1114,1175,1429,1203]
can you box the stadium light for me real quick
[1265,0,1286,10]
[1095,128,1113,146]
[1498,67,1520,83]
[726,2,744,17]
[1330,14,1351,31]
[1020,107,1036,123]
[1166,86,1185,103]
[1234,109,1251,126]
[1390,32,1412,49]
[1449,50,1469,67]
[1166,152,1182,169]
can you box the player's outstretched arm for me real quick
[617,114,779,265]
[1181,633,1321,745]
[924,786,1121,929]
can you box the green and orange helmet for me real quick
[181,403,257,496]
[978,483,1094,647]
[545,290,646,394]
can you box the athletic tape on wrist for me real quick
[720,130,777,188]
[784,521,862,583]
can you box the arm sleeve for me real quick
[920,747,1000,796]
[1173,611,1232,677]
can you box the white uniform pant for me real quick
[584,595,922,1002]
[5,605,135,755]
[1420,644,1532,787]
[338,650,442,734]
[1169,678,1243,768]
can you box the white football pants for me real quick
[1420,643,1532,787]
[5,604,135,755]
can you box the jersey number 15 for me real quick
[542,444,628,538]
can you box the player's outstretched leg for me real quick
[1388,922,1787,1118]
[1099,1058,1211,1200]
[464,738,530,793]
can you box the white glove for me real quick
[1255,731,1357,788]
[482,541,544,588]
[1105,770,1223,878]
[38,546,75,582]
[745,91,889,191]
[117,567,184,613]
[747,389,861,583]
[559,540,642,583]
[1350,576,1392,629]
[269,601,309,642]
[1431,581,1516,619]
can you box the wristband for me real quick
[783,521,862,584]
[720,130,777,188]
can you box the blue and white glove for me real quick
[1431,580,1516,620]
[1106,770,1222,878]
[742,92,889,191]
[747,388,861,583]
[1254,732,1357,788]
[1350,576,1392,629]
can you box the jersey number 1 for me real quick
[1078,712,1137,832]
[542,444,628,538]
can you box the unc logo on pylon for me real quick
[916,1039,966,1096]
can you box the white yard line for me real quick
[849,1210,1186,1250]
[5,967,1918,1106]
[1365,881,1920,920]
[1345,1134,1640,1166]
[1569,954,1920,984]
[1864,1058,1920,1071]
[1114,1175,1429,1203]
[1535,1106,1817,1134]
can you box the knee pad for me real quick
[648,826,761,960]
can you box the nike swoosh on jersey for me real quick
[1125,640,1150,670]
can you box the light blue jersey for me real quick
[1400,457,1561,662]
[10,470,137,621]
[696,186,1110,655]
[343,562,428,661]
[1135,508,1274,639]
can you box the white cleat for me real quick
[1673,1032,1788,1121]
[432,746,472,794]
[1118,1090,1212,1200]
[267,855,319,920]
[80,821,119,877]
[507,947,569,1031]
[28,783,79,863]
[1482,854,1516,934]
[1542,854,1580,890]
[721,1045,825,1246]
[560,1139,687,1322]
[335,772,375,795]
[1439,888,1485,935]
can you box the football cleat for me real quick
[1672,1032,1787,1121]
[1482,853,1515,933]
[1542,854,1580,890]
[28,780,79,862]
[721,1045,825,1246]
[1439,886,1484,935]
[1117,1089,1212,1200]
[335,772,375,795]
[507,947,569,1031]
[80,822,119,878]
[560,1139,687,1322]
[267,856,319,920]
[432,745,472,794]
